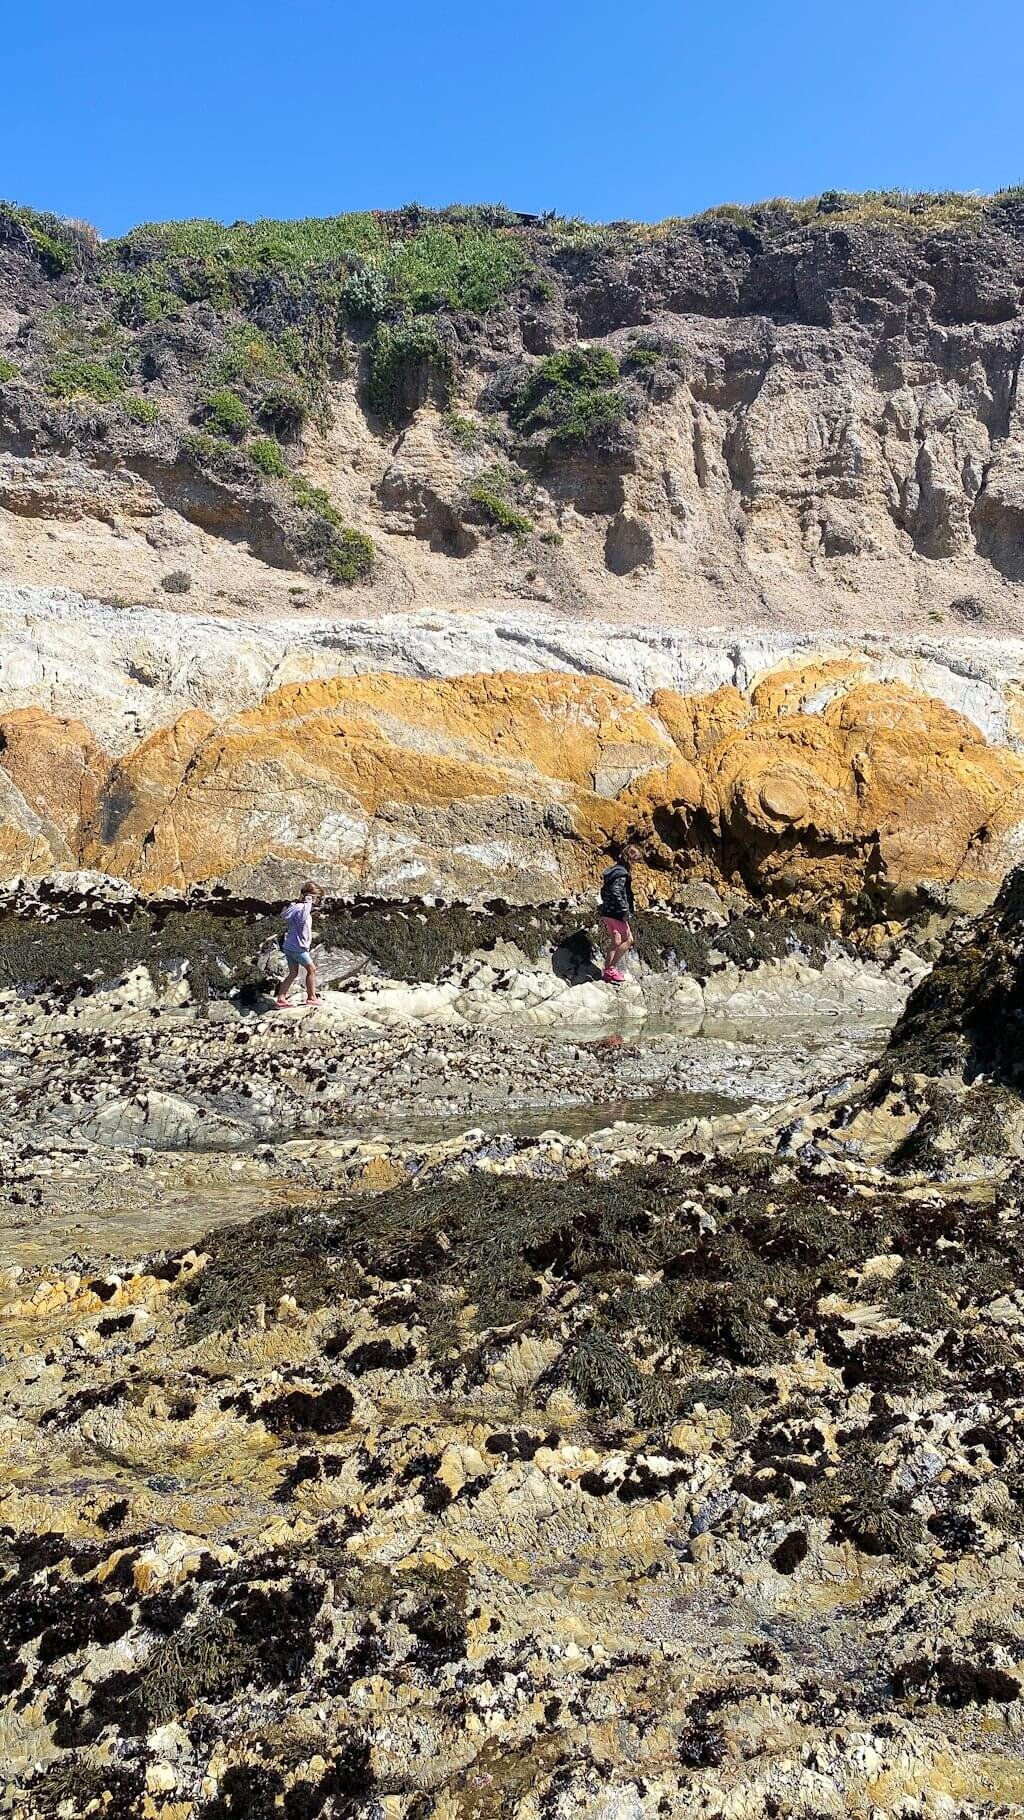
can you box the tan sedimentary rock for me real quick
[625,671,1024,904]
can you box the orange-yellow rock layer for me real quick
[0,664,1021,904]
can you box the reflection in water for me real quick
[1,1091,754,1275]
[372,1087,750,1146]
[5,1017,887,1274]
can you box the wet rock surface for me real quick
[6,880,1024,1813]
[0,887,914,1235]
[4,1142,1024,1816]
[782,866,1024,1184]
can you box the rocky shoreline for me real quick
[9,187,1024,1816]
[3,1125,1024,1816]
[0,876,918,1239]
[4,873,1024,1814]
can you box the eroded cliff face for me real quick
[2,195,1024,629]
[4,195,1024,906]
[2,592,1024,905]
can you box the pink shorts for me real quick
[601,916,630,943]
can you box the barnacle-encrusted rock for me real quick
[4,1149,1024,1818]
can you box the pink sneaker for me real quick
[602,967,625,984]
[275,996,292,1008]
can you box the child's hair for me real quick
[300,880,319,898]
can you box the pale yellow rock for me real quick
[544,1389,586,1426]
[669,1409,732,1453]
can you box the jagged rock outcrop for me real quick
[762,865,1024,1178]
[886,863,1024,1084]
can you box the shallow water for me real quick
[365,1086,750,1145]
[0,1026,885,1274]
[0,1179,305,1275]
[0,1091,750,1275]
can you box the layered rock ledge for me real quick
[0,878,918,1233]
[3,590,1024,907]
[6,194,1024,628]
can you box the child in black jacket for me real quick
[599,844,639,983]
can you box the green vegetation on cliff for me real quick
[45,355,124,402]
[286,478,375,584]
[511,346,624,448]
[367,318,453,426]
[202,386,252,439]
[467,469,534,538]
[5,188,1024,601]
[91,207,529,328]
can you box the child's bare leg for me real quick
[304,961,318,1004]
[278,962,299,1003]
[610,928,634,972]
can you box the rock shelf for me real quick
[4,874,1024,1813]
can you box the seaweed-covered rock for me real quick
[4,1147,1024,1815]
[887,864,1024,1086]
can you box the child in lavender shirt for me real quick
[277,882,321,1008]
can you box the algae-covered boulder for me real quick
[886,864,1024,1086]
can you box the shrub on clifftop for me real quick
[0,202,86,277]
[121,392,159,423]
[45,356,124,402]
[203,387,252,440]
[340,265,391,322]
[387,225,527,314]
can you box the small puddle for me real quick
[0,1179,304,1276]
[0,1092,752,1276]
[0,1026,887,1275]
[363,1087,751,1146]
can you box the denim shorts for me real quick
[283,943,313,968]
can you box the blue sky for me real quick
[8,0,1023,236]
